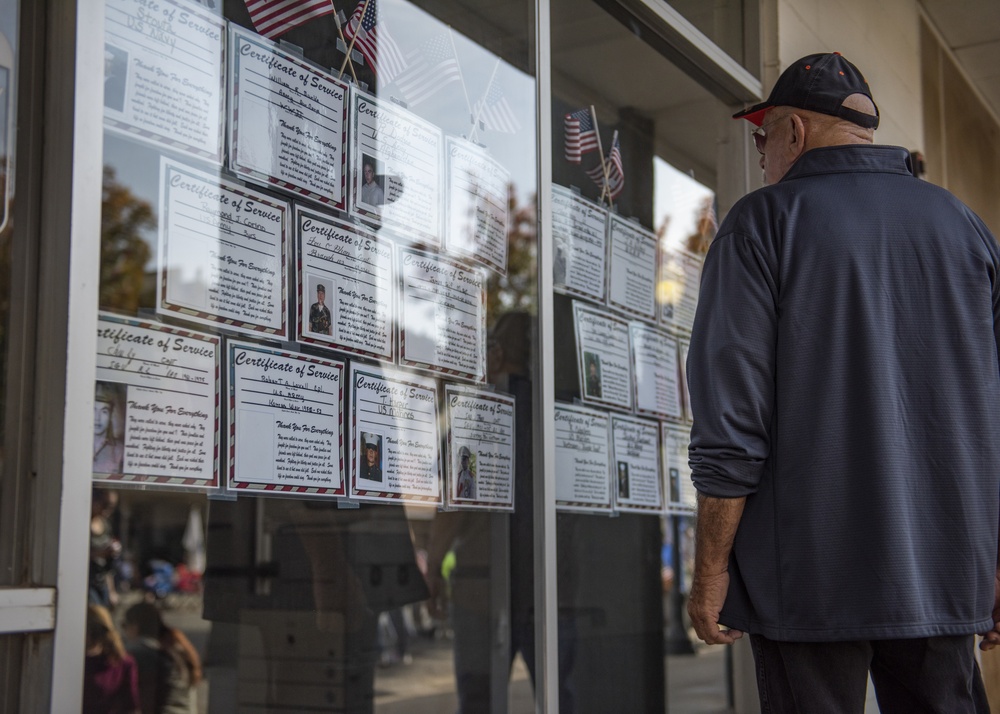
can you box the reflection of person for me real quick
[455,445,476,499]
[617,461,629,499]
[104,45,127,112]
[84,604,141,714]
[358,433,382,482]
[583,353,601,398]
[123,602,203,714]
[308,283,332,335]
[89,488,122,609]
[687,52,998,711]
[361,157,384,206]
[94,382,125,475]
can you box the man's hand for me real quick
[979,568,1000,651]
[688,569,743,645]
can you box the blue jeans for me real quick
[750,633,989,714]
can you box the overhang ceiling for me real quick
[919,0,1000,120]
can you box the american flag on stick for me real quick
[564,107,598,163]
[393,32,463,107]
[245,0,335,39]
[473,79,520,134]
[586,131,624,201]
[343,0,407,81]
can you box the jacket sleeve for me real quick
[687,230,777,498]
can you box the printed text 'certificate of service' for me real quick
[350,365,441,505]
[445,385,515,511]
[554,404,612,513]
[104,0,225,163]
[158,159,288,337]
[611,414,664,514]
[228,341,345,496]
[229,25,348,208]
[552,184,608,302]
[574,301,633,411]
[94,313,219,489]
[297,207,394,361]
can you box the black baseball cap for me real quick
[733,52,879,129]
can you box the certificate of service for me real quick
[630,323,683,421]
[611,414,664,514]
[663,423,696,513]
[227,341,345,496]
[445,385,515,511]
[296,206,394,362]
[445,137,510,275]
[573,301,633,411]
[158,159,288,337]
[104,0,225,163]
[349,87,443,245]
[659,247,703,334]
[552,185,608,302]
[607,214,657,322]
[228,25,348,209]
[94,312,220,489]
[349,364,441,505]
[398,248,487,383]
[554,404,612,513]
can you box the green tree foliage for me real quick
[100,166,154,312]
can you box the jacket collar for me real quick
[781,145,913,182]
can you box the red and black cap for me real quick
[733,52,879,129]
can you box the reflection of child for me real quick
[94,382,125,475]
[83,604,141,713]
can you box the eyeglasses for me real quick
[751,113,789,155]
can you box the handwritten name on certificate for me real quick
[659,247,703,334]
[296,207,394,361]
[94,313,219,489]
[158,159,288,337]
[607,215,657,322]
[573,301,633,411]
[663,424,695,513]
[349,87,443,244]
[445,138,510,275]
[611,414,663,514]
[229,26,347,208]
[445,385,515,511]
[552,185,608,302]
[554,404,612,513]
[630,323,682,421]
[104,0,225,163]
[349,365,441,505]
[228,342,345,496]
[399,249,486,383]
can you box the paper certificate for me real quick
[94,313,219,489]
[659,247,703,334]
[228,25,348,208]
[611,414,663,514]
[445,385,515,510]
[349,87,444,243]
[349,364,441,505]
[552,184,608,302]
[445,137,510,274]
[104,0,225,163]
[554,404,612,513]
[607,215,657,321]
[158,159,288,337]
[296,207,394,361]
[663,424,695,513]
[398,248,487,383]
[573,301,633,411]
[630,323,682,421]
[227,342,344,496]
[678,338,692,423]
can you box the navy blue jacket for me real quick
[688,145,1000,641]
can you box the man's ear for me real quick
[788,114,808,159]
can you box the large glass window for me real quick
[91,0,537,711]
[550,0,734,710]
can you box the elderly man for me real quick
[687,52,999,712]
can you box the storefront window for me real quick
[92,0,536,711]
[550,0,732,709]
[666,0,751,68]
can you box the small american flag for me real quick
[343,0,407,82]
[393,32,462,107]
[245,0,334,39]
[586,133,624,199]
[473,80,520,134]
[564,108,598,163]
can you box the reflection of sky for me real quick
[653,156,714,253]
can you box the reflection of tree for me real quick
[100,166,154,312]
[486,185,536,323]
[684,196,716,256]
